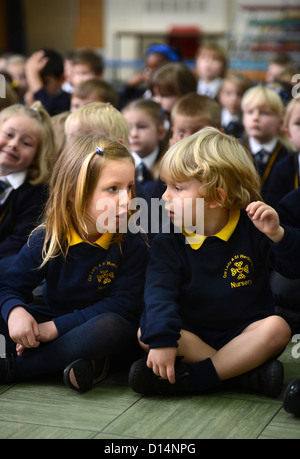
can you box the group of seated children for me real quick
[0,42,300,415]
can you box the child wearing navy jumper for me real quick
[267,97,300,211]
[241,85,291,202]
[129,127,300,398]
[0,134,148,392]
[0,102,55,278]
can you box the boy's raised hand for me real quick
[246,201,284,243]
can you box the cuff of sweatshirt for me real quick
[148,335,180,349]
[53,312,80,336]
[1,298,27,323]
[272,225,298,251]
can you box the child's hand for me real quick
[147,347,177,384]
[246,201,284,242]
[7,306,40,351]
[25,50,49,93]
[38,321,59,343]
[14,321,59,357]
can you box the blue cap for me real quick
[146,44,180,62]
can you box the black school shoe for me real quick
[128,357,189,395]
[63,357,108,393]
[283,378,300,416]
[234,359,284,398]
[0,354,15,384]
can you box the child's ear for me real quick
[158,124,166,141]
[285,126,291,141]
[208,187,226,208]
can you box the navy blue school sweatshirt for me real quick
[0,181,48,258]
[140,210,300,350]
[0,228,148,336]
[265,152,299,210]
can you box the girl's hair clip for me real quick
[96,147,104,156]
[31,106,42,121]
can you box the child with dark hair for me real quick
[71,49,104,89]
[71,78,119,112]
[24,49,71,115]
[119,43,181,109]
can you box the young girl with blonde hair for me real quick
[129,127,300,398]
[0,101,55,277]
[0,134,148,392]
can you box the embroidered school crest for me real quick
[88,260,119,290]
[223,254,254,288]
[97,270,115,284]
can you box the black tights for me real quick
[0,313,139,380]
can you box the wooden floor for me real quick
[0,341,300,440]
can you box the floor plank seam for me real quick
[255,405,283,439]
[98,394,145,435]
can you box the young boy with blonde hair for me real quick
[242,84,292,200]
[64,102,130,150]
[129,127,300,398]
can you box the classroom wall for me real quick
[23,0,74,53]
[2,0,298,83]
[103,0,233,80]
[14,0,236,81]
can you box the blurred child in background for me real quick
[242,85,292,201]
[266,97,300,211]
[119,43,181,109]
[218,71,251,138]
[70,78,119,112]
[170,92,222,146]
[65,102,130,150]
[195,42,227,99]
[24,49,71,116]
[122,98,167,187]
[5,54,28,101]
[71,49,104,89]
[150,62,197,129]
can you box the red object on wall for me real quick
[168,26,201,59]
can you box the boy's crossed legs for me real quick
[130,315,291,397]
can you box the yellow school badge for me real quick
[88,260,119,290]
[223,254,253,288]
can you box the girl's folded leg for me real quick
[4,313,138,383]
